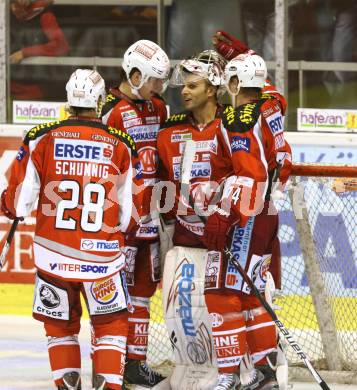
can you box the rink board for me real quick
[1,283,356,331]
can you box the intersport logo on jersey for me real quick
[54,139,113,164]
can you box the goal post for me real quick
[276,163,357,378]
[146,163,357,382]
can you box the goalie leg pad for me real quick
[162,246,218,389]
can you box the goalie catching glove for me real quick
[213,30,255,60]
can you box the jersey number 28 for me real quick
[55,180,105,232]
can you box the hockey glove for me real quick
[0,190,21,220]
[202,211,233,251]
[213,30,254,60]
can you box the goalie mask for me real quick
[122,39,171,93]
[170,50,226,90]
[224,53,267,95]
[66,69,106,114]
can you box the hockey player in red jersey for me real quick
[203,52,292,389]
[101,39,170,388]
[0,69,143,390]
[157,51,272,390]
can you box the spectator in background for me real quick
[315,0,357,100]
[165,0,243,113]
[10,0,69,100]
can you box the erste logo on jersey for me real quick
[231,136,251,153]
[54,139,113,164]
[267,111,283,135]
[138,146,158,174]
[90,277,119,305]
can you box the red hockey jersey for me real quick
[157,109,267,245]
[102,89,167,240]
[4,118,143,281]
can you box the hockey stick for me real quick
[180,140,331,390]
[0,218,20,269]
[224,248,331,390]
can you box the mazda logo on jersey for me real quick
[39,284,60,309]
[138,146,158,174]
[90,277,118,305]
[80,239,119,252]
[81,240,94,250]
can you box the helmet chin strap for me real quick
[128,74,148,100]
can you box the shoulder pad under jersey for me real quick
[106,126,137,156]
[222,98,268,133]
[24,121,62,145]
[101,93,121,118]
[161,112,190,129]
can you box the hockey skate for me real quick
[124,359,166,388]
[240,369,265,390]
[214,373,240,390]
[255,365,279,390]
[92,374,108,390]
[57,371,81,390]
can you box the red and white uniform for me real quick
[205,95,292,373]
[102,89,167,360]
[157,108,266,246]
[4,117,142,389]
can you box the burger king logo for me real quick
[90,277,118,305]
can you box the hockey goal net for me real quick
[146,163,357,378]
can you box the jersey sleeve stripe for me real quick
[117,146,134,232]
[253,118,269,199]
[34,236,122,262]
[14,134,46,217]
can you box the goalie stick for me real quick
[0,218,20,269]
[180,139,331,390]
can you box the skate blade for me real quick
[130,377,171,390]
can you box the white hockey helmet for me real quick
[122,39,170,92]
[66,69,106,109]
[170,51,225,88]
[224,53,267,94]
